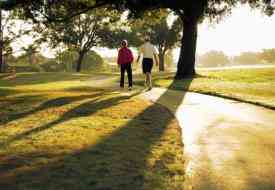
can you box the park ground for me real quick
[0,72,185,190]
[134,67,275,109]
[0,67,275,189]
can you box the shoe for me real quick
[128,86,132,91]
[148,86,152,91]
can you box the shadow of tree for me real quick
[0,92,103,125]
[0,88,22,97]
[1,92,141,148]
[0,79,193,190]
[0,73,91,87]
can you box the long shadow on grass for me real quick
[1,92,141,148]
[0,72,91,87]
[0,79,193,190]
[0,92,103,125]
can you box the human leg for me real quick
[126,64,133,88]
[120,64,126,88]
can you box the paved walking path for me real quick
[88,75,275,189]
[142,88,275,190]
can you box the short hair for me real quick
[121,40,128,47]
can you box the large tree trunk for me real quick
[0,9,3,73]
[76,51,85,72]
[175,17,198,79]
[158,51,165,72]
[28,53,34,65]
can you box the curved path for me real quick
[88,75,275,189]
[142,88,275,190]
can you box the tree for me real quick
[36,8,120,72]
[21,44,38,65]
[1,0,274,77]
[131,12,182,71]
[0,9,35,72]
[0,8,3,72]
[101,10,182,72]
[259,49,275,64]
[233,52,262,65]
[56,49,104,72]
[198,51,230,67]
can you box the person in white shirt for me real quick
[137,37,159,90]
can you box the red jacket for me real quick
[117,47,134,65]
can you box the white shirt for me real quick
[139,42,157,59]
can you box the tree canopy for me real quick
[33,7,120,72]
[2,0,273,22]
[101,10,182,71]
[1,0,274,78]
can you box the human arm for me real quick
[153,46,159,66]
[154,53,159,66]
[136,54,141,63]
[117,48,122,67]
[129,49,134,63]
[136,45,143,63]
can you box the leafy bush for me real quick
[75,51,104,71]
[40,60,66,72]
[55,50,105,72]
[197,51,231,67]
[5,64,42,73]
[233,52,262,65]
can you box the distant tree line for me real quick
[197,49,275,67]
[4,49,108,73]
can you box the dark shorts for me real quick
[142,58,153,74]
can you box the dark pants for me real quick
[142,58,153,74]
[120,63,132,87]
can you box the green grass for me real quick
[134,68,275,109]
[0,73,185,190]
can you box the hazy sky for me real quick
[196,5,275,56]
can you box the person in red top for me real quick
[117,40,134,90]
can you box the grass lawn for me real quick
[134,68,275,109]
[0,73,185,190]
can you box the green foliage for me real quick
[131,10,182,48]
[40,59,65,72]
[102,9,182,71]
[9,53,48,66]
[35,7,120,71]
[53,50,104,72]
[2,0,273,76]
[6,64,43,73]
[38,7,120,50]
[259,49,275,64]
[2,1,273,24]
[233,52,262,65]
[198,51,231,67]
[79,51,105,71]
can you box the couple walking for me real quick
[117,37,159,91]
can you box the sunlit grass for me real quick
[0,73,185,189]
[134,68,275,109]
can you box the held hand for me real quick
[136,55,140,64]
